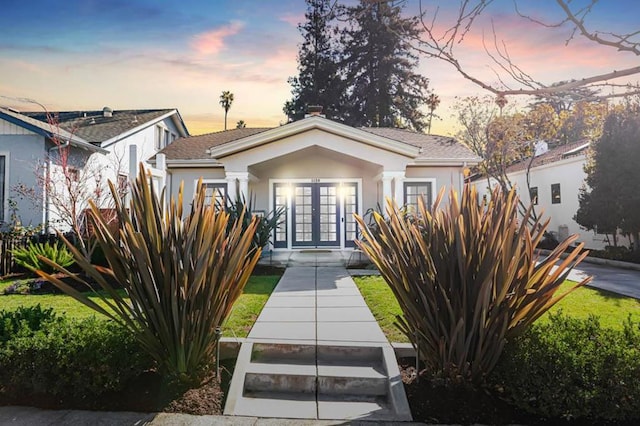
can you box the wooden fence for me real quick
[0,235,29,276]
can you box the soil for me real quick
[0,359,236,415]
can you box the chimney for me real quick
[102,106,113,118]
[305,105,325,118]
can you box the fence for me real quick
[0,234,63,277]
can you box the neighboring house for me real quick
[0,106,189,231]
[155,113,480,250]
[476,140,615,250]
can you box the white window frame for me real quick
[155,125,164,150]
[196,179,227,209]
[403,178,436,212]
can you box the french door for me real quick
[292,183,340,247]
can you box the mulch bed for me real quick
[0,360,236,415]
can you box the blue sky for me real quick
[1,0,638,135]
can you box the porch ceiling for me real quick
[248,145,382,179]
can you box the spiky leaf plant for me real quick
[355,184,591,383]
[34,164,261,383]
[11,241,74,274]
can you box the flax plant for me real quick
[35,164,261,383]
[355,185,591,383]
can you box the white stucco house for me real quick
[0,106,189,231]
[476,140,616,250]
[155,114,481,250]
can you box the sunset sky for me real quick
[1,0,638,136]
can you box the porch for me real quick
[258,249,371,268]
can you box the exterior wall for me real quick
[476,155,613,250]
[0,130,46,229]
[405,165,468,206]
[168,167,226,211]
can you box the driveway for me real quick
[569,262,640,299]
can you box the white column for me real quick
[226,176,237,202]
[128,145,138,180]
[237,172,249,201]
[393,172,405,206]
[381,174,393,207]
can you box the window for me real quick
[529,186,538,205]
[404,181,434,213]
[0,155,5,222]
[551,183,561,204]
[155,125,163,150]
[201,182,227,209]
[164,129,170,148]
[171,133,177,143]
[273,184,288,248]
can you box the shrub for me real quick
[11,241,75,274]
[35,165,261,383]
[0,314,152,397]
[355,185,590,382]
[223,191,285,251]
[0,305,58,343]
[491,312,640,422]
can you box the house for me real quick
[476,140,615,250]
[155,113,481,250]
[0,106,189,231]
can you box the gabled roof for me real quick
[22,108,189,145]
[159,116,480,165]
[505,140,590,173]
[0,107,106,153]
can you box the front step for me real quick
[224,341,412,421]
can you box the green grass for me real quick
[353,275,640,343]
[0,275,281,337]
[222,275,280,337]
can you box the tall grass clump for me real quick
[355,184,590,382]
[35,164,261,383]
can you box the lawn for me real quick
[354,275,640,343]
[0,275,280,338]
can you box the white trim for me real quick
[268,177,363,251]
[195,178,227,205]
[101,110,180,148]
[403,178,437,208]
[208,116,421,158]
[0,151,9,224]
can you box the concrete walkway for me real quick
[569,262,640,299]
[224,266,411,421]
[248,266,387,345]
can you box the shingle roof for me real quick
[23,109,175,144]
[159,128,271,161]
[160,121,479,163]
[358,127,480,161]
[505,140,590,173]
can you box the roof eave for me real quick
[100,109,180,147]
[410,157,482,166]
[207,116,421,158]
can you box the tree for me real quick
[409,0,640,101]
[219,91,234,130]
[425,93,440,133]
[284,0,344,122]
[577,106,640,252]
[340,0,430,130]
[236,119,246,129]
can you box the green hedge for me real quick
[491,312,640,422]
[0,305,153,398]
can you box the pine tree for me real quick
[284,0,343,122]
[340,0,429,131]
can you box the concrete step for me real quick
[251,342,316,364]
[317,395,395,421]
[235,391,317,419]
[244,362,316,394]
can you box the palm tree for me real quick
[219,91,234,130]
[236,119,246,129]
[426,93,440,133]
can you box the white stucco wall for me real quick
[476,155,614,250]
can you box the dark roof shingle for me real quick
[159,128,271,161]
[505,140,589,173]
[23,109,174,144]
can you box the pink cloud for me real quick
[279,13,303,27]
[191,21,244,56]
